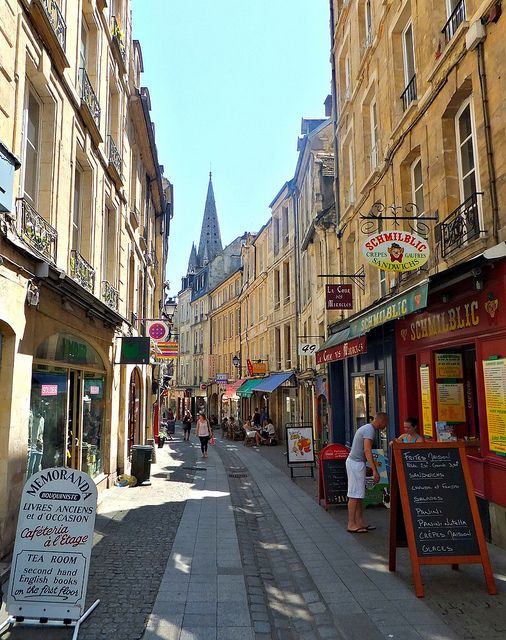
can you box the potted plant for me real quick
[157,432,165,448]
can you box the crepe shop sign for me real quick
[362,231,429,272]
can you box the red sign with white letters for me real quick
[316,336,367,365]
[326,284,353,310]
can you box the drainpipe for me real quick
[329,0,341,228]
[477,41,499,244]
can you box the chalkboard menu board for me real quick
[400,447,479,557]
[389,442,496,598]
[318,444,349,509]
[322,459,348,505]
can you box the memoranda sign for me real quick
[362,230,429,272]
[7,467,97,622]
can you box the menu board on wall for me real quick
[419,365,433,438]
[437,383,466,422]
[483,358,506,455]
[435,353,463,379]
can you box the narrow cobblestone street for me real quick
[2,426,506,639]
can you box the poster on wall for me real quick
[419,365,434,438]
[435,353,463,379]
[482,358,506,455]
[7,468,97,622]
[286,426,315,465]
[436,382,466,422]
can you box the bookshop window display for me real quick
[28,334,107,479]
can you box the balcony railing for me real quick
[110,16,126,63]
[107,135,122,177]
[437,192,483,259]
[401,74,417,111]
[70,250,95,293]
[40,0,66,51]
[442,0,466,42]
[17,198,57,263]
[102,280,119,311]
[79,68,100,129]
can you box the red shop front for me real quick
[395,261,506,548]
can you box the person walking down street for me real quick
[196,412,212,457]
[253,408,261,428]
[166,409,176,440]
[346,412,389,533]
[182,409,193,441]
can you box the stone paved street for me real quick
[2,427,506,639]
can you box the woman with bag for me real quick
[196,412,212,457]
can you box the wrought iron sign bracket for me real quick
[317,266,366,293]
[359,202,439,238]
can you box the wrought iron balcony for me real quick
[102,280,119,310]
[110,16,126,63]
[17,198,57,263]
[40,0,66,50]
[79,68,100,129]
[442,0,466,42]
[401,74,417,111]
[107,135,122,178]
[437,192,483,259]
[70,250,95,293]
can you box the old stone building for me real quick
[0,0,170,554]
[326,0,506,546]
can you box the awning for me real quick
[316,328,350,353]
[223,379,245,400]
[236,379,260,398]
[251,372,296,393]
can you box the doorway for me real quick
[128,368,142,453]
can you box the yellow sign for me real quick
[251,362,267,375]
[362,230,429,272]
[436,383,466,422]
[483,359,506,455]
[435,353,463,379]
[419,365,433,438]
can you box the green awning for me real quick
[316,328,350,354]
[236,378,261,398]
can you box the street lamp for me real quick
[162,296,177,321]
[232,355,240,369]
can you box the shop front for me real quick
[315,375,329,444]
[250,372,297,441]
[395,262,506,547]
[29,333,108,481]
[222,379,244,420]
[320,282,429,450]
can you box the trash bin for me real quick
[131,445,153,485]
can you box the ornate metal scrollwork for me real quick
[359,202,438,238]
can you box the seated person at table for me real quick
[391,416,422,444]
[256,419,276,445]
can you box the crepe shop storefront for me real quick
[395,262,506,548]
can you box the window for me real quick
[79,19,88,72]
[456,100,479,203]
[444,0,466,42]
[274,269,280,308]
[101,205,115,283]
[401,21,417,110]
[283,262,290,303]
[282,207,289,245]
[344,54,351,100]
[275,327,282,370]
[273,217,280,254]
[346,143,354,207]
[370,100,378,170]
[411,158,425,215]
[284,324,292,369]
[21,87,42,208]
[379,269,387,297]
[365,0,373,47]
[72,164,83,250]
[258,286,264,319]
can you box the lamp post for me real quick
[232,354,241,376]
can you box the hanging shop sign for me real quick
[7,468,97,621]
[298,342,319,356]
[325,284,353,310]
[419,365,434,439]
[246,359,267,376]
[120,337,151,364]
[482,358,506,455]
[362,230,429,272]
[316,336,367,365]
[215,373,228,385]
[146,320,170,342]
[435,352,463,379]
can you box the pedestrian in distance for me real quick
[182,409,192,441]
[390,416,422,445]
[346,412,389,533]
[252,408,261,428]
[196,411,212,458]
[166,409,176,440]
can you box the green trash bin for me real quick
[131,445,153,485]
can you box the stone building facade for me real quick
[0,0,170,554]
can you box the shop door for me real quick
[352,373,387,449]
[67,370,82,469]
[128,369,141,453]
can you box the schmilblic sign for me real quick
[362,230,429,272]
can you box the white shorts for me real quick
[346,457,366,499]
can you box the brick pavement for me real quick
[0,429,197,640]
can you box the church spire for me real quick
[197,172,222,266]
[187,242,198,274]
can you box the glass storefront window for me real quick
[36,333,103,367]
[28,366,67,476]
[82,374,105,477]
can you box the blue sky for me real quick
[132,1,332,296]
